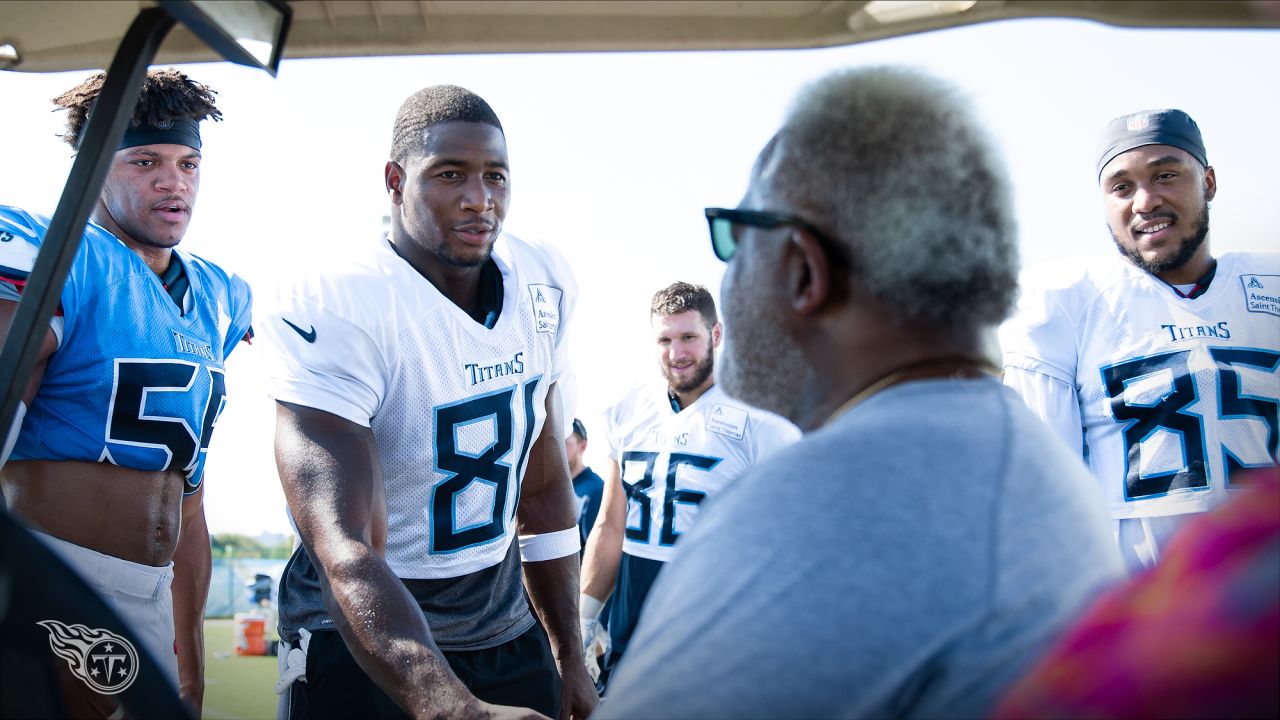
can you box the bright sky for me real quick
[1,18,1276,535]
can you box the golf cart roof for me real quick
[3,0,1278,73]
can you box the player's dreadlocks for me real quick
[52,67,222,149]
[651,282,718,330]
[390,85,504,163]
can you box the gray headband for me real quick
[1096,109,1206,181]
[119,118,202,151]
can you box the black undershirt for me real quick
[1164,259,1217,299]
[159,256,188,310]
[474,258,504,329]
[158,256,254,342]
[387,238,503,328]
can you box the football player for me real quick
[266,85,597,720]
[0,69,253,714]
[578,282,799,689]
[566,419,604,553]
[1001,109,1280,572]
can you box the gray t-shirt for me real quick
[598,377,1123,719]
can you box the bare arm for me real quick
[172,485,211,713]
[0,299,56,405]
[517,384,598,720]
[274,401,482,719]
[580,458,625,604]
[1,298,54,477]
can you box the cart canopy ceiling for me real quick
[2,0,1278,73]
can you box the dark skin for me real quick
[276,120,596,720]
[276,402,504,719]
[724,139,998,431]
[0,143,214,715]
[1099,145,1217,285]
[514,387,595,720]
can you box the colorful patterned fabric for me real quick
[993,467,1280,719]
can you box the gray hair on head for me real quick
[770,66,1019,328]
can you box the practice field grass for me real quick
[203,619,280,720]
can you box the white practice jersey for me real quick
[1000,252,1279,521]
[263,233,575,578]
[604,382,800,563]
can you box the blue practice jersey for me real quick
[0,206,253,493]
[572,466,605,548]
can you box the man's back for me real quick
[599,377,1123,719]
[600,381,798,655]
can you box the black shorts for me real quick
[286,625,561,719]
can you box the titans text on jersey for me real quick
[263,230,576,650]
[0,205,253,493]
[1001,252,1279,521]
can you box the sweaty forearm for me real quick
[320,545,478,719]
[524,555,586,667]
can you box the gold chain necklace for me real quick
[822,358,1001,428]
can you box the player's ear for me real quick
[710,322,723,348]
[1202,165,1217,203]
[786,228,831,315]
[385,161,406,206]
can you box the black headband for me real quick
[1096,109,1206,181]
[119,118,202,151]
[571,418,587,440]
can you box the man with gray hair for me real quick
[596,66,1122,718]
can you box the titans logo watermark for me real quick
[37,619,140,695]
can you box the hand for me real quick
[474,702,551,720]
[558,659,600,720]
[417,696,548,720]
[579,618,609,660]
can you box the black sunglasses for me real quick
[704,207,840,263]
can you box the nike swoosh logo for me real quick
[281,317,316,343]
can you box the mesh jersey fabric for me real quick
[602,381,801,564]
[0,205,253,493]
[999,252,1280,522]
[262,231,576,648]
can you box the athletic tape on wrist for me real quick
[580,593,604,621]
[518,527,580,562]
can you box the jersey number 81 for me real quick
[430,377,541,554]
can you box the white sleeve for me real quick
[546,246,578,386]
[750,414,803,463]
[998,271,1079,386]
[0,208,64,346]
[1003,366,1085,459]
[259,302,387,427]
[603,399,623,463]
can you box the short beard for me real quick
[1112,205,1209,276]
[439,242,494,268]
[719,303,809,423]
[666,346,715,395]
